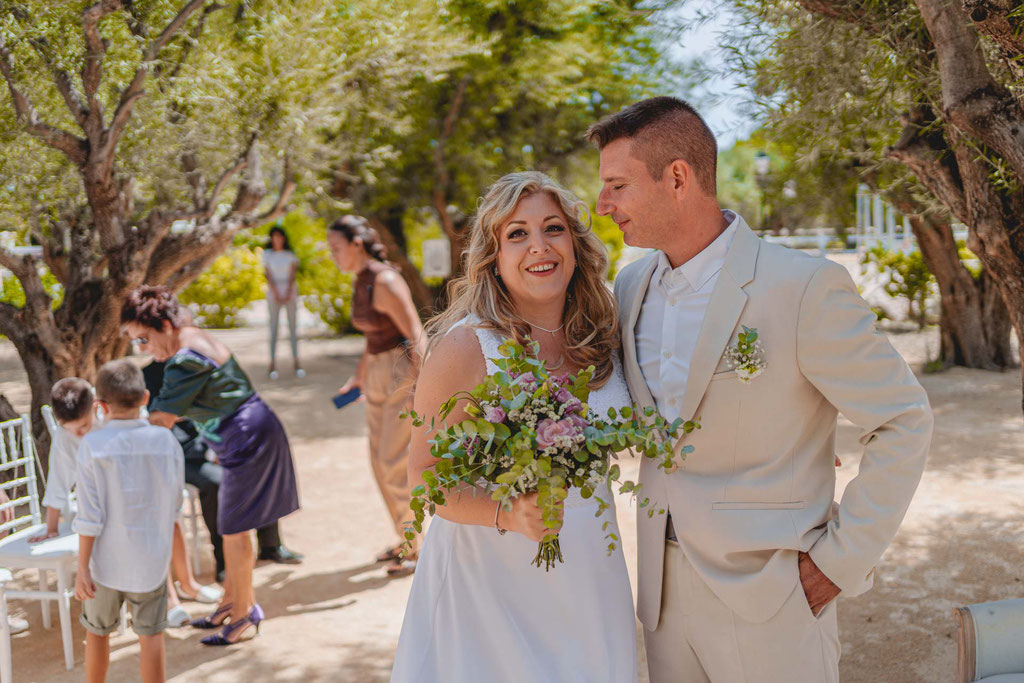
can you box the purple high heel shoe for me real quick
[190,603,232,630]
[200,604,264,646]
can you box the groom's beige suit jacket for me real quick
[614,219,933,629]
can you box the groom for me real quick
[590,97,933,682]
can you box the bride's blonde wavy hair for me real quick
[427,171,620,387]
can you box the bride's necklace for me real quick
[522,318,564,334]
[520,318,566,368]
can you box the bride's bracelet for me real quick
[494,500,507,536]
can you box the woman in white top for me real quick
[263,225,303,379]
[391,172,638,682]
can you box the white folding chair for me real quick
[182,484,202,576]
[0,415,78,681]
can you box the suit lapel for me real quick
[621,253,659,410]
[676,221,760,424]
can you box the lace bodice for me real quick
[453,315,631,508]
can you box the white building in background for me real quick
[855,184,914,255]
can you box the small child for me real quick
[73,359,184,683]
[29,378,96,543]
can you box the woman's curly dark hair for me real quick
[121,286,185,331]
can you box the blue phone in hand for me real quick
[332,387,361,409]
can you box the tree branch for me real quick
[961,0,1024,82]
[886,107,969,221]
[22,34,89,128]
[101,0,207,170]
[0,248,61,355]
[432,75,471,273]
[0,38,88,165]
[81,0,122,141]
[207,155,248,214]
[914,0,1024,184]
[231,137,267,214]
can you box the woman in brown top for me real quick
[328,216,425,574]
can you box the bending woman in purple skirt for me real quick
[121,286,300,646]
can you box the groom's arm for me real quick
[796,260,933,597]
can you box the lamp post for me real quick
[754,150,771,231]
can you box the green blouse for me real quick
[150,348,255,438]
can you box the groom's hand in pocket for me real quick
[798,551,840,616]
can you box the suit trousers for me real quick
[363,345,418,553]
[645,541,840,683]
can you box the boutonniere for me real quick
[725,326,766,384]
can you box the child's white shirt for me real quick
[41,416,103,516]
[72,419,184,593]
[41,427,82,515]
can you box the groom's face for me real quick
[596,138,675,250]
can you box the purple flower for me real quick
[568,414,589,431]
[554,387,573,404]
[562,396,583,414]
[484,405,506,423]
[516,374,537,392]
[536,418,582,449]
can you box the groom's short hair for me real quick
[586,96,717,195]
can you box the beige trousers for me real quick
[645,541,840,683]
[364,345,419,553]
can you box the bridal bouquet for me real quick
[403,338,696,570]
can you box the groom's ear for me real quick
[667,159,692,195]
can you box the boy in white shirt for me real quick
[29,377,96,543]
[73,360,183,683]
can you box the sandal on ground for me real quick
[190,603,232,629]
[386,558,417,577]
[200,604,263,646]
[167,605,191,628]
[175,581,224,604]
[375,545,403,563]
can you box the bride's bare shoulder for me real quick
[416,324,485,403]
[424,324,483,375]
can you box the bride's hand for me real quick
[503,493,564,543]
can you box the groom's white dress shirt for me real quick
[636,211,738,425]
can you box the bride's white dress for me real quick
[390,317,638,683]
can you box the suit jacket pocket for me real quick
[712,501,806,510]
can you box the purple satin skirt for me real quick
[206,395,300,535]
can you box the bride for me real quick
[391,172,638,682]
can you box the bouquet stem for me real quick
[532,535,564,571]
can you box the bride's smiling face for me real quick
[495,192,576,309]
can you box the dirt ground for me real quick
[1,296,1022,682]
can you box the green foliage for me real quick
[719,132,859,235]
[861,245,934,330]
[0,267,63,309]
[179,246,264,328]
[1,0,470,254]
[338,0,683,270]
[402,336,695,569]
[591,213,624,280]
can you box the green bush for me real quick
[180,246,264,328]
[861,245,934,330]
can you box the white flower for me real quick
[726,326,766,385]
